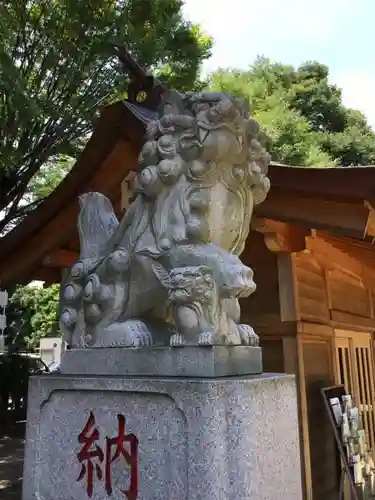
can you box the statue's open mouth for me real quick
[196,123,246,161]
[197,119,239,135]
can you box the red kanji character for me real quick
[105,414,139,500]
[77,412,104,497]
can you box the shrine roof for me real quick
[268,163,375,202]
[1,99,375,287]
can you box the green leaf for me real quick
[0,0,212,230]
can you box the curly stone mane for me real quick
[131,91,270,254]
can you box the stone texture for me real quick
[23,373,302,500]
[60,346,262,377]
[59,91,271,350]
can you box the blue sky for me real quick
[183,0,375,127]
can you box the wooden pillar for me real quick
[253,217,312,500]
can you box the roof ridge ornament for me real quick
[114,45,167,111]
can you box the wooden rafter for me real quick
[255,190,370,239]
[252,217,309,253]
[43,249,78,268]
[306,233,375,280]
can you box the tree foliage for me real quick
[207,58,375,167]
[5,284,60,351]
[0,0,212,232]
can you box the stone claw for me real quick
[198,331,215,346]
[170,333,186,346]
[99,319,153,348]
[132,331,152,347]
[237,324,259,347]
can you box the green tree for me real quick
[0,0,212,232]
[207,58,375,167]
[5,284,60,351]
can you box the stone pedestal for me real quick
[60,346,263,377]
[22,372,302,500]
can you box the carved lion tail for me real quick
[77,192,119,261]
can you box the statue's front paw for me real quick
[131,330,152,347]
[237,324,259,346]
[123,319,152,347]
[170,333,186,347]
[100,320,153,348]
[198,331,215,346]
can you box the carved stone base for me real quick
[23,373,302,500]
[60,346,262,378]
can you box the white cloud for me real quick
[331,71,375,129]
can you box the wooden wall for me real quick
[241,231,281,327]
[293,252,329,323]
[292,244,375,500]
[241,232,287,372]
[294,249,374,328]
[300,335,338,500]
[242,230,375,500]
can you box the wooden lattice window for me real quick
[334,330,375,456]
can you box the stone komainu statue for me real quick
[59,91,271,348]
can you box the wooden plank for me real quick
[267,164,375,201]
[298,322,333,337]
[364,202,375,237]
[299,296,329,322]
[248,320,297,337]
[277,253,297,322]
[261,339,284,372]
[295,278,327,297]
[281,336,311,500]
[294,251,330,323]
[307,236,369,278]
[297,336,313,500]
[256,190,369,239]
[43,249,78,268]
[294,265,327,287]
[364,346,375,452]
[330,310,374,329]
[301,337,338,499]
[282,337,298,374]
[359,346,375,452]
[368,285,374,319]
[252,218,308,253]
[31,267,62,285]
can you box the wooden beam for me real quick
[252,218,309,253]
[255,191,370,239]
[278,254,298,322]
[365,201,375,238]
[43,249,78,268]
[268,164,375,201]
[31,267,61,286]
[317,232,375,268]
